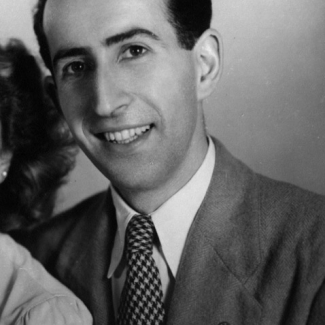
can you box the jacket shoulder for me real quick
[12,191,109,263]
[246,172,325,285]
[254,173,325,228]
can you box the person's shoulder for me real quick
[250,172,325,256]
[253,172,325,220]
[56,190,109,223]
[213,136,325,220]
[12,295,93,325]
[220,144,325,274]
[42,190,108,230]
[0,234,93,325]
[12,190,109,262]
[215,137,325,243]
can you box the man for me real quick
[15,0,325,324]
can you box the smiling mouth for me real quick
[97,124,153,144]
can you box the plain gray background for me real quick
[1,0,325,213]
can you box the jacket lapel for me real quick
[167,139,262,325]
[55,190,117,324]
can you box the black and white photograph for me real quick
[1,0,325,324]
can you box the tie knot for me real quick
[126,214,154,256]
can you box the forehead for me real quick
[44,0,174,50]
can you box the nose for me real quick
[91,66,131,117]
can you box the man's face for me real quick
[44,0,207,195]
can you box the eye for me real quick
[64,61,86,75]
[121,45,148,60]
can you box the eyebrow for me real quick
[52,28,160,70]
[104,28,160,47]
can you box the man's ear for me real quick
[194,28,223,101]
[44,75,62,113]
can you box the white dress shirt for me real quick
[108,137,216,314]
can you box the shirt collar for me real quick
[108,136,216,278]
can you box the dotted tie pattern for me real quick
[117,214,165,325]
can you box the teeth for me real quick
[121,130,129,139]
[103,125,151,144]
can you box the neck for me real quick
[114,137,209,214]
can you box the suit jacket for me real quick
[14,138,325,325]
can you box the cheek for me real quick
[56,98,88,148]
[159,65,198,126]
[140,60,197,116]
[57,84,86,128]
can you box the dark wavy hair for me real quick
[0,39,77,231]
[33,0,212,71]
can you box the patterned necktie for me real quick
[117,214,165,325]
